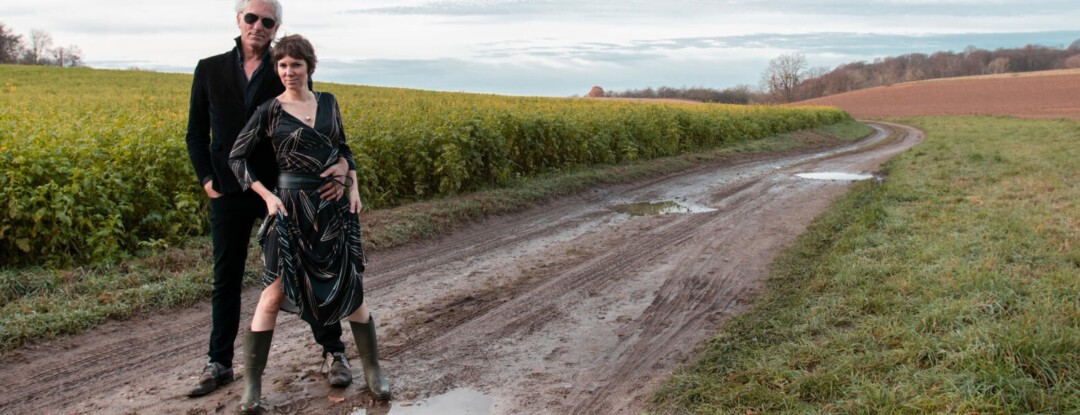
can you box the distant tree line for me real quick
[0,22,82,67]
[762,39,1080,103]
[602,85,759,105]
[604,38,1080,104]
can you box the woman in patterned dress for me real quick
[228,34,391,413]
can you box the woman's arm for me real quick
[347,169,362,214]
[252,180,287,217]
[318,94,354,202]
[228,101,272,191]
[229,101,286,216]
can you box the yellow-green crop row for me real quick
[0,65,849,266]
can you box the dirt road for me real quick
[0,122,922,415]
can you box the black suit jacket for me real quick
[185,38,284,195]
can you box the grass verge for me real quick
[651,116,1080,414]
[0,120,871,355]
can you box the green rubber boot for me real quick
[350,316,392,401]
[238,330,273,414]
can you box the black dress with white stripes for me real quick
[229,92,365,326]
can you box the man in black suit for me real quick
[184,0,354,397]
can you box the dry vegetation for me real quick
[793,69,1080,119]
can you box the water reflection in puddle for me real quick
[612,200,716,216]
[796,172,874,181]
[350,388,492,415]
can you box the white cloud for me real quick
[3,0,1079,95]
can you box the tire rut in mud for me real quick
[0,123,921,415]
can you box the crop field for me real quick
[0,65,848,266]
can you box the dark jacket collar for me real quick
[232,36,275,110]
[232,36,272,66]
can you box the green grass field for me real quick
[652,116,1080,414]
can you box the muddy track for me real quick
[0,122,922,415]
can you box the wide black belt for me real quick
[276,172,326,190]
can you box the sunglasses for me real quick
[243,13,277,29]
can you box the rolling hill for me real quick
[793,68,1080,119]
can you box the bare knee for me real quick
[256,282,285,313]
[346,302,371,324]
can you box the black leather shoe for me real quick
[187,362,234,397]
[327,352,353,387]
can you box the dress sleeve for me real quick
[229,101,273,191]
[329,94,357,171]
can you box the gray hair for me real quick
[234,0,283,24]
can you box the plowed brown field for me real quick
[795,69,1080,119]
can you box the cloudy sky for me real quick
[3,0,1079,96]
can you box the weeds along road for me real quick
[0,122,922,415]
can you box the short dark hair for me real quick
[272,34,317,75]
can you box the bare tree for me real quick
[1064,55,1080,69]
[796,66,830,100]
[761,53,807,103]
[987,57,1010,74]
[29,29,52,65]
[718,84,756,104]
[52,44,82,67]
[0,23,23,64]
[67,45,82,67]
[53,46,64,67]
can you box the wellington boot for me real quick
[239,330,274,414]
[350,315,392,401]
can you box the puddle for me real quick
[612,200,716,216]
[795,172,874,181]
[350,388,492,415]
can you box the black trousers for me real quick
[207,190,345,367]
